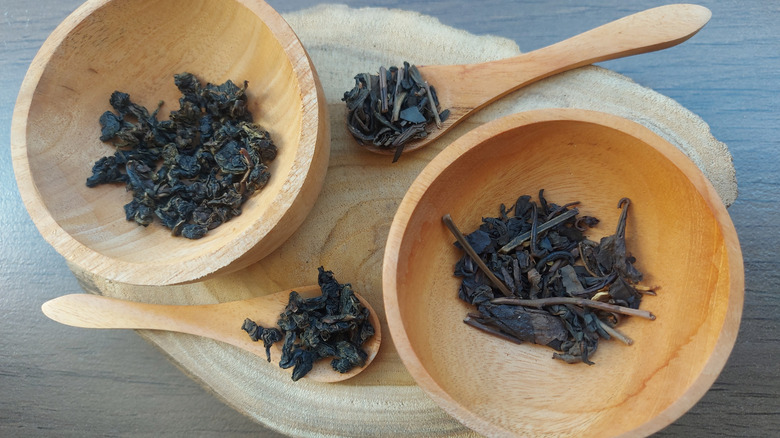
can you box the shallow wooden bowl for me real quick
[11,0,329,286]
[383,109,743,437]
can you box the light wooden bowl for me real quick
[11,0,329,286]
[383,109,743,437]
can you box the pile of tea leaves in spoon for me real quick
[342,61,449,162]
[444,191,656,364]
[242,267,375,381]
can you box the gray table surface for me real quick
[2,0,778,436]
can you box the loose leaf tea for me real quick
[242,267,375,381]
[342,61,449,162]
[241,319,282,363]
[86,72,277,239]
[445,191,656,365]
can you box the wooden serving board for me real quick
[69,5,737,436]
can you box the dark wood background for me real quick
[2,0,777,436]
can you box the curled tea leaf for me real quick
[241,319,283,362]
[86,72,277,239]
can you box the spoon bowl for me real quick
[361,4,711,155]
[42,286,381,383]
[383,109,743,436]
[11,0,329,286]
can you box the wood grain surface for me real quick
[1,1,778,437]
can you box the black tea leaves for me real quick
[342,61,449,162]
[242,267,375,381]
[86,72,278,239]
[446,191,655,365]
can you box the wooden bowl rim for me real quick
[382,108,743,437]
[10,0,327,286]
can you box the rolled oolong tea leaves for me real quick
[242,267,375,381]
[448,191,656,365]
[342,61,450,162]
[241,319,282,363]
[85,72,277,239]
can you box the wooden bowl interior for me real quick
[24,0,302,265]
[390,118,736,436]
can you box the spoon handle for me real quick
[522,4,712,77]
[41,294,218,333]
[41,289,308,348]
[424,4,711,109]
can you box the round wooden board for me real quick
[69,5,737,437]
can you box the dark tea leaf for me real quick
[446,191,655,364]
[241,319,283,362]
[595,198,644,285]
[86,72,277,239]
[242,267,375,381]
[473,303,569,350]
[342,62,449,162]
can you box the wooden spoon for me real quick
[41,286,381,383]
[362,4,712,155]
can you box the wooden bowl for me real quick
[383,109,743,437]
[11,0,329,286]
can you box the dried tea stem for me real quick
[529,202,541,256]
[379,66,389,113]
[596,318,634,345]
[464,316,523,345]
[500,208,580,253]
[443,214,513,297]
[546,201,581,221]
[423,82,442,128]
[391,67,404,122]
[490,296,655,320]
